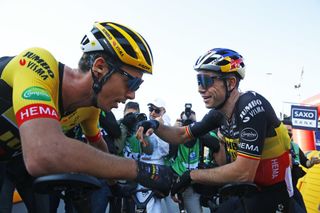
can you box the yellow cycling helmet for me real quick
[80,22,153,74]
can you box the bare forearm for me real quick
[190,159,257,185]
[155,124,189,145]
[20,119,138,180]
[90,137,109,153]
[24,136,137,180]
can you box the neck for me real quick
[62,66,93,113]
[220,89,240,120]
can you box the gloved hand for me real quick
[135,161,173,197]
[171,170,192,196]
[199,133,220,153]
[137,120,160,134]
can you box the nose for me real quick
[126,90,135,100]
[198,85,206,94]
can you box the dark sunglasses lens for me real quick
[149,107,160,113]
[128,78,144,92]
[197,74,214,89]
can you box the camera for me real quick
[135,112,147,123]
[181,103,193,126]
[122,112,147,133]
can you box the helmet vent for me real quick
[104,24,137,60]
[80,35,89,46]
[203,57,215,65]
[216,60,229,66]
[112,23,152,66]
[93,30,105,40]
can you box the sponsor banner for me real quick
[291,105,318,130]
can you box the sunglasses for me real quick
[148,106,161,114]
[117,68,144,92]
[197,74,221,89]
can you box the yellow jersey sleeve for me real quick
[60,107,101,143]
[5,47,60,126]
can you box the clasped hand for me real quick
[170,171,192,202]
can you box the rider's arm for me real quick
[88,136,109,153]
[20,118,138,179]
[190,93,269,185]
[137,109,224,145]
[190,156,259,184]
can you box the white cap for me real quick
[148,98,166,109]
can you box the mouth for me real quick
[201,95,211,103]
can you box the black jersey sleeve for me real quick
[188,109,224,138]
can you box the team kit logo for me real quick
[17,87,57,127]
[20,51,55,80]
[22,86,51,101]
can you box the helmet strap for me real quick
[91,63,118,106]
[214,79,234,110]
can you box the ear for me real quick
[92,57,108,78]
[227,76,237,90]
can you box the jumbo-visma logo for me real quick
[22,86,51,101]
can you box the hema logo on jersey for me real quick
[16,103,59,127]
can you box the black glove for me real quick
[171,170,192,196]
[199,133,220,153]
[136,161,173,197]
[122,112,138,131]
[137,120,159,133]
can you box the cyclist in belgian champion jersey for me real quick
[137,48,292,212]
[0,21,172,212]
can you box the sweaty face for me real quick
[197,71,226,109]
[97,65,143,111]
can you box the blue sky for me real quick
[1,0,319,122]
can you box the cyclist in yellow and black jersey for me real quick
[137,48,292,212]
[0,21,173,212]
[0,52,106,158]
[0,51,107,212]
